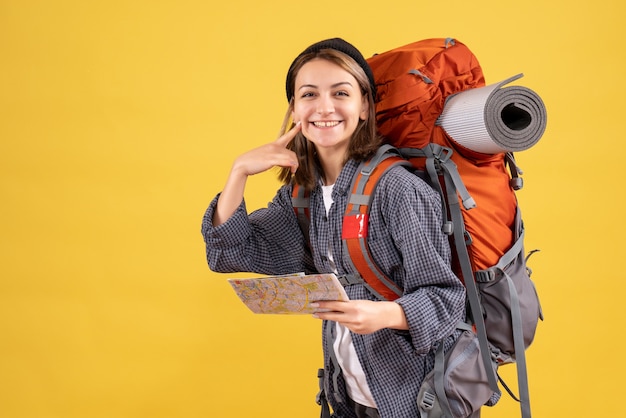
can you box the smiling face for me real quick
[292,58,369,157]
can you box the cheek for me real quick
[292,104,306,122]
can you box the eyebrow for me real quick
[297,81,354,91]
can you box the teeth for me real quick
[313,121,339,127]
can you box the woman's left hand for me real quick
[311,300,408,334]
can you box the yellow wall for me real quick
[1,0,623,416]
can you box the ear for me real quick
[359,96,370,121]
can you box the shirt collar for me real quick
[329,159,360,199]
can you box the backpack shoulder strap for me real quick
[342,146,413,301]
[291,145,413,301]
[291,182,311,246]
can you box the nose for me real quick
[316,93,334,115]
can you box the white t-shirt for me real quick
[321,184,377,408]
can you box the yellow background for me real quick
[1,0,623,417]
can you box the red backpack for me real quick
[292,38,544,418]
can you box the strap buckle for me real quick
[336,273,363,287]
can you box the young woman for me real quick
[201,38,466,418]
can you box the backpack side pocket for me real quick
[417,327,499,418]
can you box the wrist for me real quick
[386,301,409,330]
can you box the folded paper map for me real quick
[227,273,349,314]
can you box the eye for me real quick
[300,91,316,98]
[334,90,349,97]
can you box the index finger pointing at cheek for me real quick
[275,121,301,147]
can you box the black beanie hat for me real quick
[285,38,376,102]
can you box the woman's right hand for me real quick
[213,122,302,226]
[231,121,302,177]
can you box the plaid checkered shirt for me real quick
[201,156,465,418]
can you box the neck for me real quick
[318,152,344,186]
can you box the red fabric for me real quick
[342,214,369,239]
[368,38,485,149]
